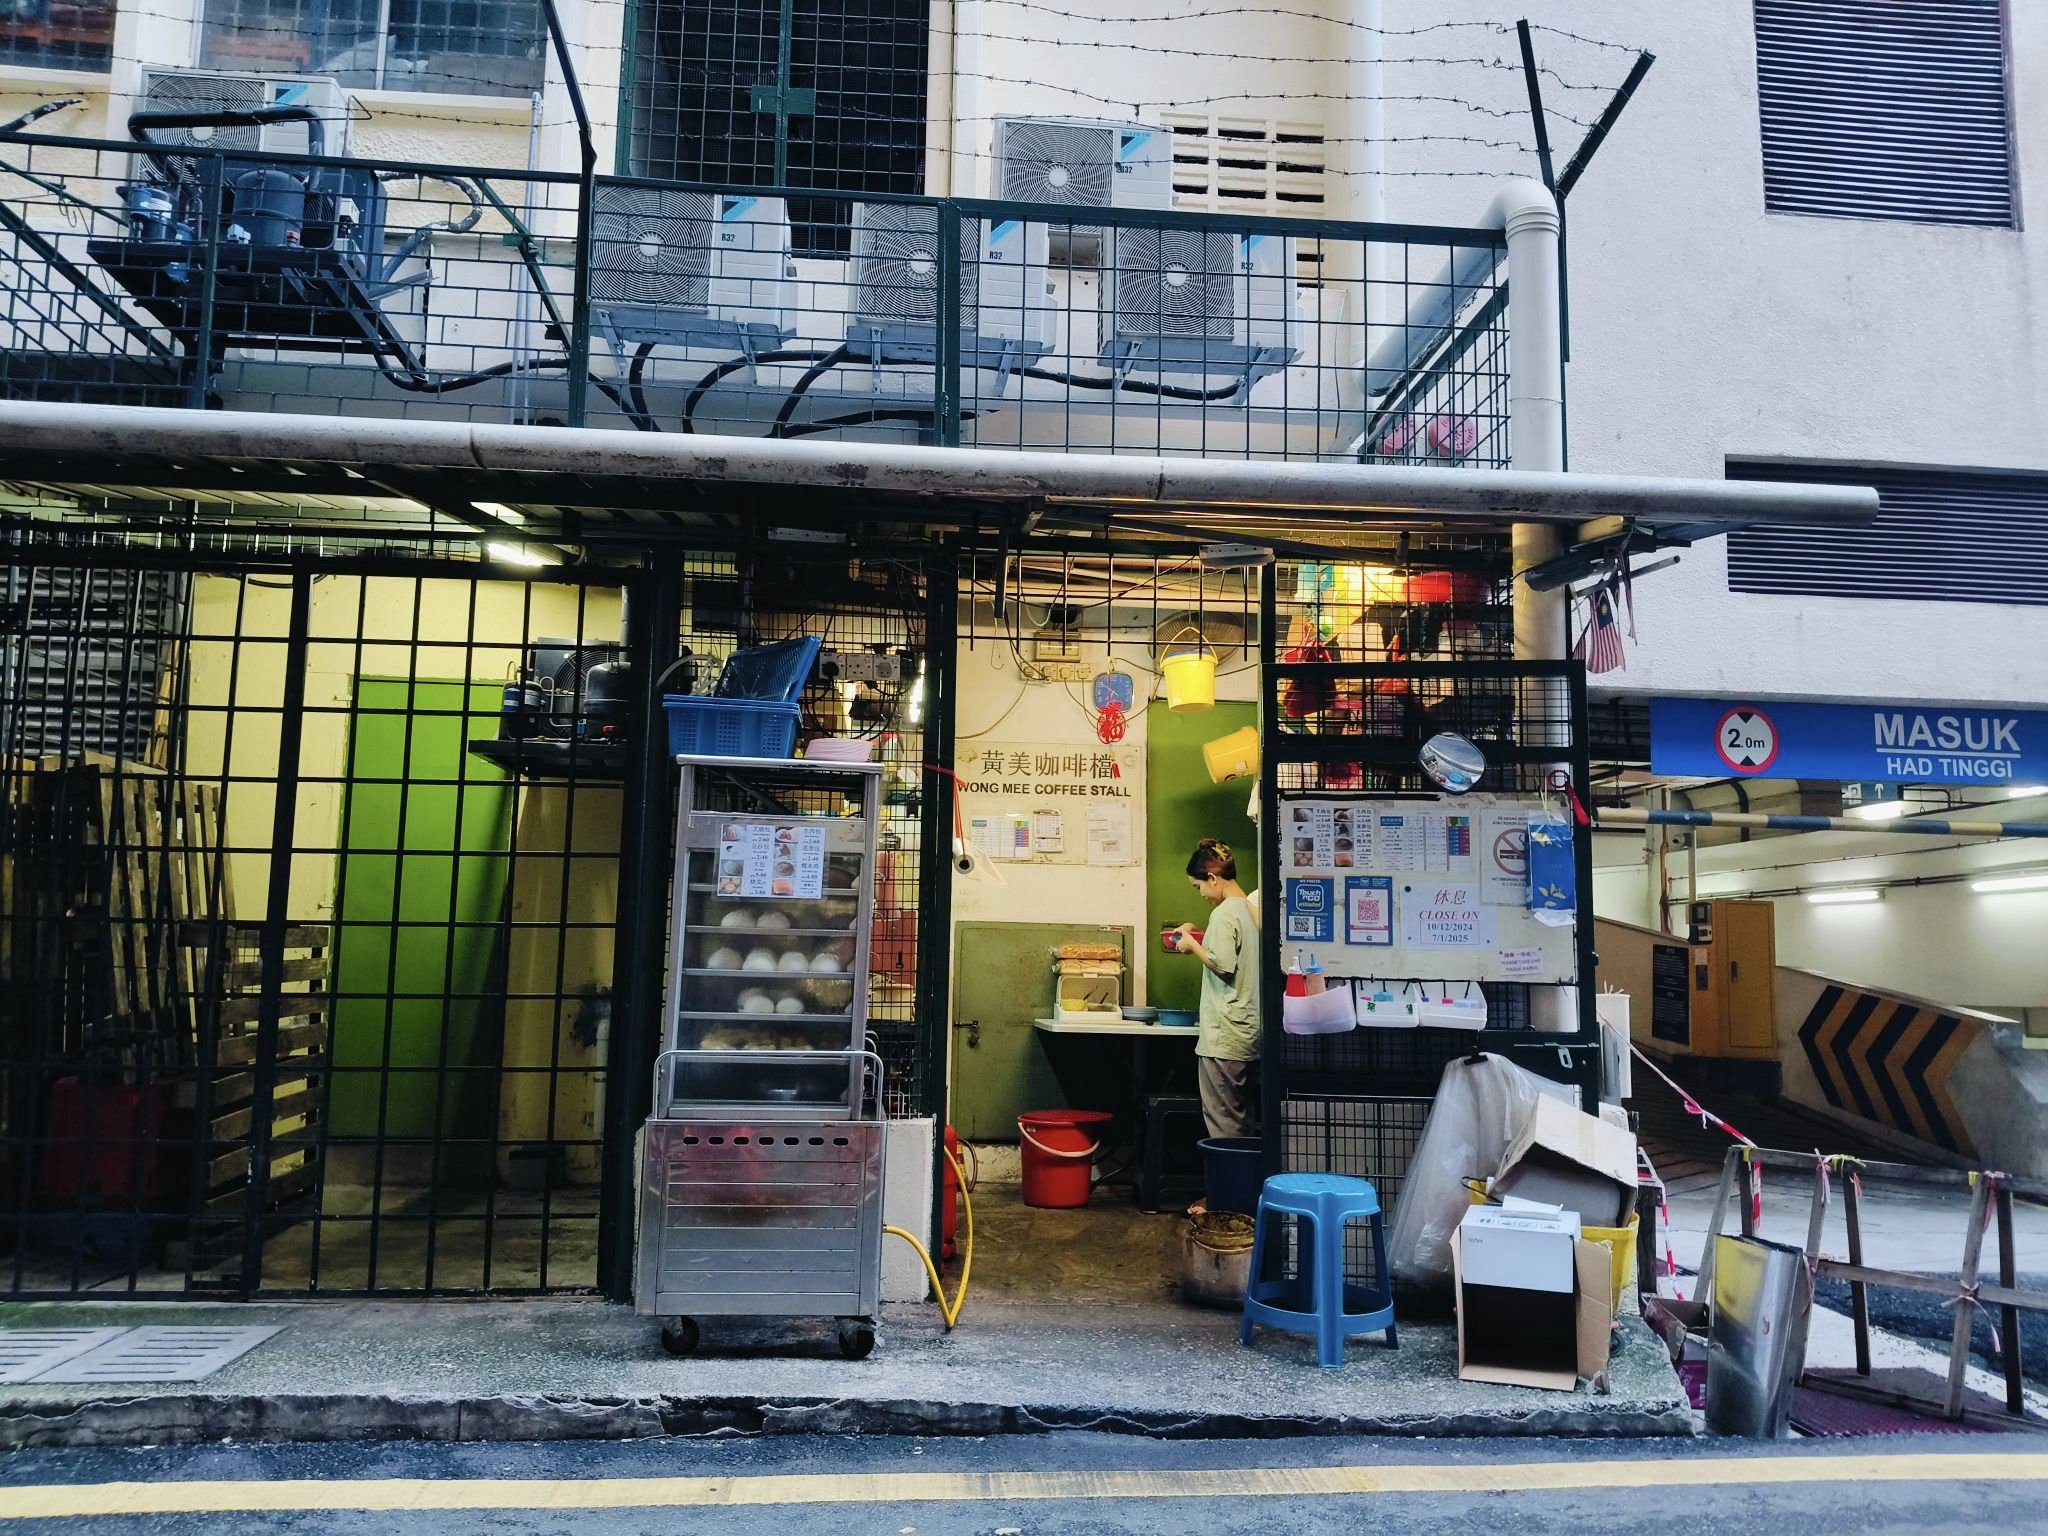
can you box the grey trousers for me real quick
[1198,1055,1259,1139]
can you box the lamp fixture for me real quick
[1847,799,1910,822]
[1807,887,1882,905]
[1970,872,2048,895]
[484,540,556,568]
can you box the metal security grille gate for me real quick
[1,541,634,1298]
[0,529,956,1301]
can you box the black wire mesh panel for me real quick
[0,540,630,1299]
[625,0,928,253]
[1268,1093,1430,1295]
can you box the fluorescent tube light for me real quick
[1807,887,1882,905]
[1847,800,1909,822]
[1971,873,2048,895]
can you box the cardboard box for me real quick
[1453,1204,1614,1391]
[1492,1093,1637,1227]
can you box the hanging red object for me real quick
[1096,700,1126,743]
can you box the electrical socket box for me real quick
[1032,635,1083,665]
[818,651,903,684]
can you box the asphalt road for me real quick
[5,1433,2046,1535]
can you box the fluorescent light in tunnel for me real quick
[1847,800,1909,822]
[2007,785,2047,800]
[1807,887,1883,905]
[1971,873,2048,895]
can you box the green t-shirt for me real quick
[1196,895,1261,1061]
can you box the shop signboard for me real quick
[1649,698,2048,787]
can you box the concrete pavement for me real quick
[0,1293,1691,1448]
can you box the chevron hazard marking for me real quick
[1794,984,1977,1156]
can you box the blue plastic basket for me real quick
[664,694,800,759]
[715,635,822,703]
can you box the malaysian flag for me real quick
[1574,581,1627,674]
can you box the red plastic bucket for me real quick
[1017,1109,1112,1209]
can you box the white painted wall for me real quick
[1363,0,2048,713]
[1592,790,2048,1012]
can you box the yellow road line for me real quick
[5,1452,2048,1519]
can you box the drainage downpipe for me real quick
[1492,178,1575,1032]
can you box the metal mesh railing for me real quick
[0,130,1515,462]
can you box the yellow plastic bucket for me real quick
[1162,644,1218,712]
[1203,724,1260,783]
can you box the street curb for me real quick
[0,1391,1697,1449]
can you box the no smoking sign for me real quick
[1716,706,1779,773]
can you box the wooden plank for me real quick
[1997,1183,2025,1417]
[96,775,133,1022]
[1815,1261,2048,1312]
[214,1019,327,1066]
[1945,1174,1993,1422]
[205,1158,317,1215]
[208,1069,321,1124]
[180,922,331,950]
[211,1082,322,1142]
[223,956,331,988]
[219,991,329,1028]
[1843,1169,1872,1377]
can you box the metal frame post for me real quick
[595,563,681,1299]
[918,544,960,1237]
[1256,559,1284,1175]
[235,569,311,1296]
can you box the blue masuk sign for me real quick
[1649,698,2048,786]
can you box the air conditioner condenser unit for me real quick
[1098,225,1299,388]
[589,186,795,358]
[993,115,1174,260]
[845,202,1052,374]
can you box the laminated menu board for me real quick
[718,821,826,900]
[1277,791,1578,984]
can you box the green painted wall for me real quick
[1144,702,1258,1013]
[328,678,515,1141]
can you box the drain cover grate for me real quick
[0,1329,131,1384]
[25,1325,282,1383]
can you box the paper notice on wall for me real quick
[1339,804,1373,869]
[1478,808,1531,905]
[1425,812,1477,874]
[1033,809,1065,853]
[967,815,1004,864]
[1288,803,1339,869]
[1375,813,1424,873]
[1396,881,1498,948]
[1500,945,1544,978]
[1344,875,1394,946]
[1086,803,1134,864]
[1004,814,1034,859]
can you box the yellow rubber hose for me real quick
[883,1139,973,1329]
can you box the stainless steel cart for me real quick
[635,755,889,1359]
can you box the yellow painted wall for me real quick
[183,573,622,923]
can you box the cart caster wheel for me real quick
[837,1319,876,1360]
[660,1318,700,1357]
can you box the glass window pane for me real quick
[0,0,117,73]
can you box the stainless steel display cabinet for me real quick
[637,756,889,1359]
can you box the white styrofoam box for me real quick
[1457,1202,1581,1292]
[882,1116,936,1303]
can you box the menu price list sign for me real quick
[717,822,825,900]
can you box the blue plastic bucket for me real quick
[1198,1136,1264,1214]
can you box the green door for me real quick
[1145,702,1258,1014]
[949,922,1130,1141]
[328,677,515,1144]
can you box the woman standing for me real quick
[1171,838,1260,1140]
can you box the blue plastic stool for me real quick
[1238,1172,1398,1368]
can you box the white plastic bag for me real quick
[1386,1051,1554,1307]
